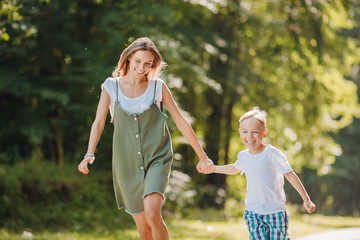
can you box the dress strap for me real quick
[153,79,157,103]
[116,78,119,102]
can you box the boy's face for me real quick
[239,117,268,154]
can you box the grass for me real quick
[1,209,360,240]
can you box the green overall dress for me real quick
[112,79,173,214]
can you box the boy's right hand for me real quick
[303,200,316,214]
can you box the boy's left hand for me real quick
[303,200,316,214]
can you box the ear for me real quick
[264,128,268,137]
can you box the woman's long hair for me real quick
[112,37,167,80]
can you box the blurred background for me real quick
[0,0,359,237]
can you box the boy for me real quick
[208,107,316,240]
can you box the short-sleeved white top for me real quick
[101,77,163,122]
[234,144,293,215]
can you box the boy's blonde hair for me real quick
[239,107,267,127]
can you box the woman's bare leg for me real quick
[132,212,152,240]
[144,193,169,240]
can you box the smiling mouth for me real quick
[136,70,145,74]
[246,140,256,145]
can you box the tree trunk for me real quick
[53,123,64,169]
[223,98,235,165]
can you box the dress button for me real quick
[134,117,137,121]
[138,152,141,155]
[136,134,139,138]
[140,167,144,170]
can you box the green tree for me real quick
[324,0,360,216]
[0,0,108,166]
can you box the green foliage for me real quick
[0,0,105,166]
[0,160,133,231]
[324,79,360,215]
[0,160,211,230]
[164,170,198,217]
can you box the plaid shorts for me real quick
[243,210,290,240]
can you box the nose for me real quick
[138,64,144,71]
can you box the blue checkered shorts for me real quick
[244,210,290,240]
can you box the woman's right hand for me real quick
[78,156,95,175]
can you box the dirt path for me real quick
[293,227,360,240]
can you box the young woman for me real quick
[78,37,213,240]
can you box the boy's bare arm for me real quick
[213,164,242,175]
[285,171,316,214]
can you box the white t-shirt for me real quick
[101,77,163,122]
[234,144,293,215]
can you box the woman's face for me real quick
[128,50,154,78]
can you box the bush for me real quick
[0,160,132,231]
[164,170,197,217]
[1,160,246,232]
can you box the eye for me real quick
[145,62,152,67]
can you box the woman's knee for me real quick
[144,193,164,226]
[145,209,163,227]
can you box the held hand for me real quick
[303,200,316,214]
[207,164,215,174]
[78,156,95,175]
[196,158,214,174]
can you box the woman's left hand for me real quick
[196,158,214,174]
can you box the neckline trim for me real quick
[248,144,270,156]
[118,78,151,100]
